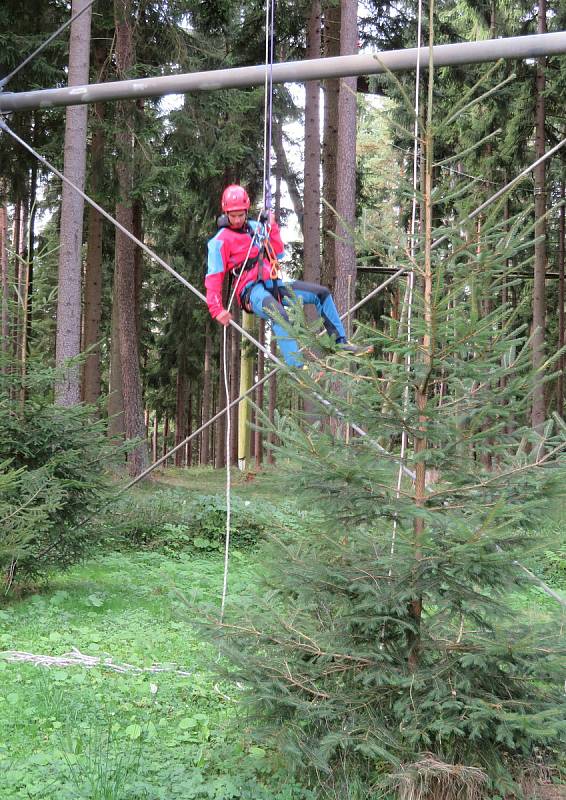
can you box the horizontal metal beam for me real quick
[1,32,565,112]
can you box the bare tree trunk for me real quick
[558,181,565,420]
[321,1,340,291]
[162,414,169,461]
[55,0,93,406]
[15,197,27,364]
[152,413,158,463]
[304,0,322,285]
[186,390,193,466]
[82,50,105,404]
[272,120,304,223]
[200,321,213,465]
[215,336,227,469]
[229,305,240,465]
[531,0,547,432]
[12,201,21,314]
[21,163,37,398]
[108,286,125,437]
[1,201,9,371]
[333,0,358,315]
[174,368,187,467]
[114,0,148,475]
[267,339,277,465]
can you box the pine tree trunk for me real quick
[114,0,148,476]
[215,335,227,469]
[82,56,105,405]
[267,339,277,465]
[186,390,193,466]
[200,321,213,465]
[558,182,565,420]
[531,0,547,432]
[321,1,340,291]
[409,10,435,671]
[272,120,304,223]
[1,201,9,371]
[175,368,187,467]
[152,414,158,463]
[162,414,169,462]
[333,0,358,315]
[108,286,125,438]
[304,0,322,287]
[229,306,240,465]
[55,0,92,406]
[14,197,26,364]
[12,200,21,322]
[21,163,38,399]
[238,312,254,469]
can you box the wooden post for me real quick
[238,312,255,469]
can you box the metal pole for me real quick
[1,32,566,112]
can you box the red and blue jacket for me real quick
[205,219,284,319]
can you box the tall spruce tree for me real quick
[206,57,566,800]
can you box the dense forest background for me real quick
[1,0,565,479]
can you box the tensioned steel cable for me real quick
[0,0,98,89]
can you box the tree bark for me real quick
[531,0,547,432]
[303,0,322,286]
[200,320,213,465]
[175,368,187,467]
[333,0,358,315]
[82,48,105,405]
[321,1,340,291]
[558,182,565,420]
[114,0,148,475]
[55,0,93,406]
[267,339,277,465]
[108,284,125,438]
[215,335,227,469]
[229,305,240,465]
[0,201,9,372]
[272,119,304,224]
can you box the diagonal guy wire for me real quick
[0,0,98,89]
[0,118,411,480]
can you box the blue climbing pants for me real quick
[247,280,347,367]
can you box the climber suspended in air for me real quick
[205,184,368,367]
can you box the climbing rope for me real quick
[220,0,277,619]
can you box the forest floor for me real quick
[0,468,315,800]
[0,468,564,800]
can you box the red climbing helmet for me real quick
[221,184,250,213]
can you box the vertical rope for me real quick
[220,326,231,621]
[221,0,276,620]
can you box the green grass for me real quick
[0,541,312,798]
[1,468,563,799]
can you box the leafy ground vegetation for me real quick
[0,470,316,800]
[0,469,564,799]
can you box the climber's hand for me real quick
[216,309,233,326]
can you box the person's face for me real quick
[227,209,247,228]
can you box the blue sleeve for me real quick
[207,235,225,276]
